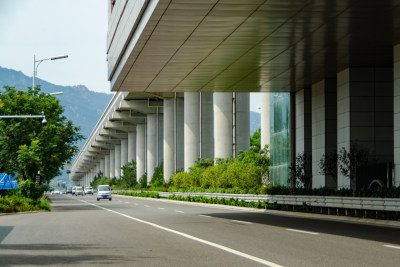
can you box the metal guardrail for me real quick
[114,190,400,212]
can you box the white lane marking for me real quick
[134,203,138,206]
[175,210,184,213]
[144,205,150,208]
[286,228,319,235]
[199,215,211,218]
[231,220,253,225]
[158,207,165,210]
[77,198,283,267]
[125,202,130,204]
[384,245,400,250]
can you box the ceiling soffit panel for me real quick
[110,0,400,94]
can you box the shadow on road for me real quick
[204,212,400,245]
[0,243,153,266]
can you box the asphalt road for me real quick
[1,194,400,266]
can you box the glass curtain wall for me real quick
[269,93,290,186]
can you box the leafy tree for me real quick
[250,128,261,152]
[0,86,84,183]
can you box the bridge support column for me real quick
[201,93,214,159]
[121,139,128,172]
[235,93,250,155]
[184,92,200,171]
[337,67,393,189]
[100,158,105,176]
[395,45,400,186]
[109,149,115,178]
[136,124,145,182]
[312,79,337,189]
[214,93,233,159]
[128,132,136,163]
[115,144,121,179]
[105,154,110,178]
[163,97,184,182]
[147,114,157,183]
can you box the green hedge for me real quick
[0,195,50,213]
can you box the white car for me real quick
[97,185,112,201]
[84,186,94,195]
[75,186,84,196]
[72,186,76,195]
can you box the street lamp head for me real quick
[51,55,68,60]
[41,111,47,126]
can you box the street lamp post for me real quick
[0,111,47,125]
[33,54,68,89]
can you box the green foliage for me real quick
[119,192,160,198]
[18,180,45,201]
[120,161,138,188]
[169,144,270,191]
[250,128,261,152]
[0,194,50,213]
[139,173,148,188]
[0,86,84,182]
[150,163,163,187]
[289,152,312,188]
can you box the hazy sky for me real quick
[0,0,109,93]
[0,0,261,111]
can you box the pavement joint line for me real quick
[286,228,320,235]
[383,244,400,250]
[75,198,284,267]
[231,219,253,225]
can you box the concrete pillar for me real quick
[157,113,164,166]
[136,124,145,182]
[201,92,214,158]
[214,92,233,159]
[115,144,121,179]
[312,79,337,189]
[184,92,200,171]
[395,45,400,186]
[100,158,105,176]
[147,114,157,182]
[176,97,184,171]
[235,93,250,155]
[128,132,136,163]
[105,154,110,178]
[337,67,393,189]
[164,99,175,182]
[261,93,270,149]
[121,139,128,168]
[109,149,115,178]
[295,89,312,187]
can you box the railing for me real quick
[115,190,400,212]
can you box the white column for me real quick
[136,124,145,182]
[261,93,270,149]
[214,92,233,159]
[105,154,110,178]
[109,149,115,178]
[157,113,164,166]
[201,92,214,158]
[235,92,250,155]
[147,114,157,182]
[121,139,128,168]
[128,132,136,163]
[100,158,105,176]
[176,97,185,171]
[164,99,174,182]
[312,79,337,189]
[115,144,121,179]
[395,45,400,186]
[184,92,200,171]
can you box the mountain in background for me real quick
[0,66,261,184]
[0,66,112,149]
